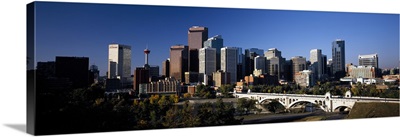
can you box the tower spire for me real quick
[144,45,150,68]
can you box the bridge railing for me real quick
[236,92,326,98]
[235,92,400,101]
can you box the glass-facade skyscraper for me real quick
[332,39,346,79]
[221,47,238,83]
[244,48,264,76]
[199,47,216,77]
[204,35,223,70]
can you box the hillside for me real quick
[347,102,400,119]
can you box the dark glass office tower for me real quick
[332,39,346,79]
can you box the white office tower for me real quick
[221,47,238,83]
[310,49,322,79]
[108,44,132,84]
[199,47,216,83]
[358,53,378,68]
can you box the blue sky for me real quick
[35,2,399,76]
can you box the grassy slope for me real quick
[347,102,400,119]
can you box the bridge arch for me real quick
[288,100,325,110]
[334,106,352,112]
[259,98,285,107]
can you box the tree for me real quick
[162,106,181,128]
[351,83,363,96]
[219,84,234,98]
[237,98,257,115]
[169,94,179,103]
[197,102,215,126]
[158,95,172,111]
[149,94,160,105]
[195,84,216,98]
[183,93,191,98]
[181,101,200,127]
[274,86,283,93]
[236,98,247,115]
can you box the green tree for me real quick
[197,102,215,126]
[274,86,283,93]
[158,95,172,112]
[162,106,181,128]
[236,98,247,115]
[219,84,234,98]
[237,98,257,115]
[351,82,363,96]
[195,84,216,98]
[181,101,200,127]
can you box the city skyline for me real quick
[34,2,399,76]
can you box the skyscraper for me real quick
[108,44,132,84]
[359,53,378,68]
[265,48,281,59]
[310,49,322,79]
[291,56,307,82]
[199,47,216,83]
[327,58,333,77]
[221,47,238,83]
[268,57,282,78]
[254,56,266,74]
[322,54,327,75]
[162,58,170,77]
[265,48,284,79]
[133,67,149,92]
[244,48,264,76]
[149,65,159,78]
[189,49,199,72]
[188,26,208,73]
[188,26,208,50]
[169,45,188,82]
[204,35,223,70]
[204,35,223,49]
[234,47,245,81]
[332,39,346,79]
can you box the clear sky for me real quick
[35,1,399,76]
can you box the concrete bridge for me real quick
[234,91,400,112]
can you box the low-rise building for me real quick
[294,70,314,87]
[348,65,377,78]
[212,70,231,87]
[147,77,181,93]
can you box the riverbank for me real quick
[240,110,348,124]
